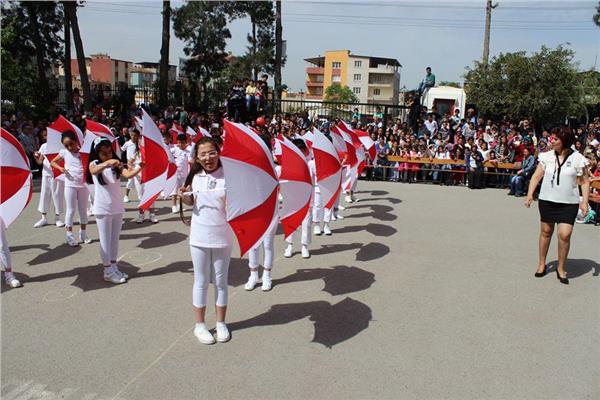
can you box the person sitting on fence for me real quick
[245,80,258,115]
[508,147,536,197]
[418,67,436,95]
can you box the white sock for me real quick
[263,270,272,280]
[195,322,208,331]
[40,215,47,221]
[66,231,74,238]
[215,321,227,328]
[302,244,308,250]
[104,265,116,274]
[286,244,292,251]
[80,230,87,237]
[249,270,259,280]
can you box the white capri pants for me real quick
[96,214,123,266]
[38,176,64,215]
[133,175,155,210]
[286,209,312,246]
[64,186,89,227]
[190,245,232,308]
[248,221,277,269]
[0,222,11,271]
[312,189,332,224]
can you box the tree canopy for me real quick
[324,84,359,103]
[464,45,583,127]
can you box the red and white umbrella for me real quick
[47,115,84,180]
[139,110,169,210]
[81,120,120,182]
[312,128,342,209]
[169,122,185,144]
[329,125,348,158]
[162,146,178,199]
[191,126,212,143]
[354,129,376,161]
[221,120,279,256]
[0,128,33,228]
[277,136,313,240]
[302,130,314,148]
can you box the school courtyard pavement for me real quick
[1,180,599,400]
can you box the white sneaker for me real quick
[123,195,130,203]
[79,232,92,244]
[244,274,258,291]
[338,205,346,210]
[115,267,128,280]
[55,219,65,228]
[149,213,159,223]
[284,245,293,258]
[335,214,344,220]
[313,225,322,235]
[135,214,144,224]
[4,272,21,288]
[344,195,353,203]
[331,214,337,221]
[216,323,230,343]
[33,218,48,228]
[323,224,332,236]
[261,277,272,292]
[66,235,79,247]
[194,325,216,345]
[301,246,310,259]
[172,205,179,214]
[103,269,126,284]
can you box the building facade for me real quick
[130,62,177,87]
[304,50,401,105]
[65,53,132,88]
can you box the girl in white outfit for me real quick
[127,130,158,224]
[245,134,279,292]
[284,138,314,259]
[33,129,65,228]
[1,219,21,288]
[170,134,191,213]
[87,138,144,284]
[50,131,91,247]
[178,137,233,345]
[313,185,333,236]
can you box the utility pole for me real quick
[482,0,498,64]
[274,0,283,113]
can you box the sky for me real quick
[76,0,600,92]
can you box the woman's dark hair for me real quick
[553,126,575,149]
[184,137,221,188]
[177,133,187,142]
[131,128,140,156]
[291,138,307,152]
[85,139,121,185]
[61,130,77,144]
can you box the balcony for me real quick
[306,66,324,75]
[368,66,397,74]
[306,81,324,88]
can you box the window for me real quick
[332,62,341,69]
[374,88,381,95]
[353,87,361,94]
[332,75,341,83]
[353,74,361,81]
[354,60,362,68]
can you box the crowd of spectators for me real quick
[2,81,600,225]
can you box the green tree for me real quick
[172,1,231,111]
[324,84,359,103]
[594,1,600,27]
[438,81,462,88]
[1,1,63,110]
[464,45,581,127]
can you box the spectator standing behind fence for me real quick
[525,127,590,285]
[245,80,257,114]
[257,74,269,112]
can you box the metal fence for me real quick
[273,99,409,125]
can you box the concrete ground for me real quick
[1,180,599,400]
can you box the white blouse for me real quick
[59,149,84,188]
[538,150,588,204]
[189,167,233,248]
[90,160,125,216]
[39,143,53,178]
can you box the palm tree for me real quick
[159,0,171,107]
[64,1,91,112]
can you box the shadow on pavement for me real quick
[343,204,397,222]
[228,297,372,348]
[333,223,397,237]
[120,231,187,249]
[27,243,82,266]
[358,197,402,205]
[272,266,375,295]
[547,258,600,279]
[355,189,389,196]
[311,243,364,256]
[355,242,390,262]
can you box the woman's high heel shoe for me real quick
[555,269,569,285]
[534,266,547,277]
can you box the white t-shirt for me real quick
[538,150,588,204]
[424,120,438,134]
[171,146,191,177]
[121,140,134,153]
[90,160,125,215]
[39,143,53,178]
[59,149,84,188]
[126,145,141,168]
[189,168,233,248]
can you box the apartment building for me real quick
[304,50,401,105]
[64,53,132,88]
